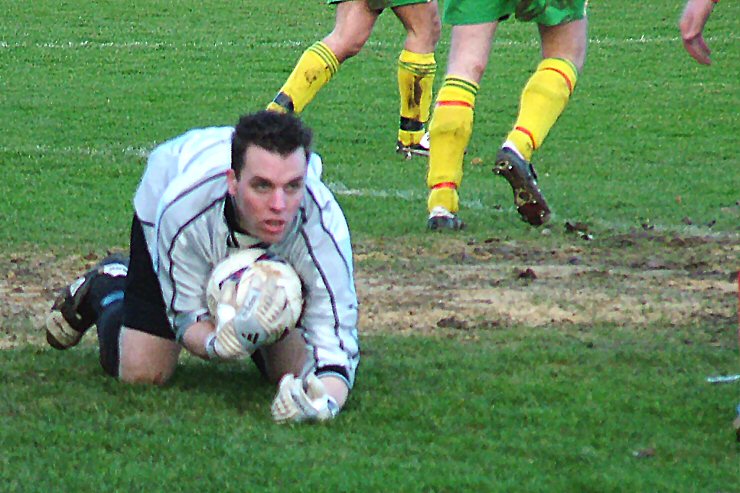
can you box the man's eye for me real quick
[286,183,301,192]
[253,182,272,191]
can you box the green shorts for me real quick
[328,0,431,9]
[444,0,587,26]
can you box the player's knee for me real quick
[119,366,174,386]
[404,19,441,51]
[418,15,441,46]
[117,326,179,385]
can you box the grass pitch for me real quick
[1,0,739,491]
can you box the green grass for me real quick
[1,0,739,490]
[1,0,738,250]
[2,328,739,492]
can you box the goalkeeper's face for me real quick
[227,145,307,244]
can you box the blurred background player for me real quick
[681,0,733,441]
[426,0,588,230]
[45,111,359,424]
[267,0,440,158]
[679,0,719,65]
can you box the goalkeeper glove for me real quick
[232,276,291,351]
[271,373,340,423]
[204,302,250,360]
[206,275,288,358]
[213,272,294,358]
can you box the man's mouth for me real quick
[263,219,285,235]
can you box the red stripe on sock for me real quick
[515,126,537,150]
[431,182,457,190]
[436,100,473,108]
[543,67,573,94]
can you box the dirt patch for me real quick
[0,251,121,349]
[356,231,739,336]
[1,231,738,349]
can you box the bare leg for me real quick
[392,1,443,151]
[538,18,588,70]
[492,18,589,227]
[118,327,181,386]
[426,22,497,224]
[392,0,441,53]
[446,22,498,83]
[323,1,381,61]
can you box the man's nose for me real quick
[269,190,286,210]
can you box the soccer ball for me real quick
[207,248,303,346]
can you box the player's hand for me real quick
[208,275,289,357]
[679,0,715,65]
[205,300,250,360]
[682,31,712,66]
[233,275,290,348]
[271,374,340,423]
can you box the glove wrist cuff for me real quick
[326,396,340,419]
[204,332,219,360]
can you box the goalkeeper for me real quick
[45,111,359,424]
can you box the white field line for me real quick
[3,142,485,206]
[3,143,737,238]
[0,40,302,50]
[5,144,152,159]
[0,34,736,51]
[328,182,487,210]
[5,143,737,237]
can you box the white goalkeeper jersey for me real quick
[132,126,359,387]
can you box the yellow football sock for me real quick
[426,76,478,213]
[267,41,340,114]
[506,58,578,161]
[397,50,436,146]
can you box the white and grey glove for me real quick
[271,373,340,424]
[232,275,290,352]
[206,272,288,359]
[205,299,250,360]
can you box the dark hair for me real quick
[231,111,313,178]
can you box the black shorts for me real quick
[122,215,175,340]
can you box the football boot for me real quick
[427,206,465,231]
[45,254,129,349]
[493,147,550,226]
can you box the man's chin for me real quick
[258,228,286,244]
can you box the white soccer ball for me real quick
[207,248,303,346]
[207,248,266,315]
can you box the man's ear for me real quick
[226,169,238,196]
